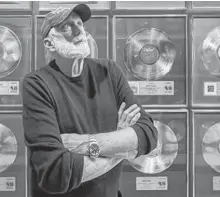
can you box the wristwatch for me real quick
[87,135,100,158]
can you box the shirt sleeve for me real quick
[22,75,84,194]
[109,60,158,157]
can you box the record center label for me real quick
[0,177,15,191]
[128,81,174,95]
[213,176,220,191]
[136,177,168,190]
[139,44,159,65]
[0,82,19,95]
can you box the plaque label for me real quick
[136,177,168,190]
[0,81,19,95]
[0,177,16,191]
[213,176,220,191]
[128,81,174,95]
[203,82,220,96]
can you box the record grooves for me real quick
[0,25,22,78]
[200,26,220,77]
[129,121,178,174]
[202,122,220,173]
[0,123,17,173]
[123,28,176,81]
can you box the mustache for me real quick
[72,34,87,44]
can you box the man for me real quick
[22,4,158,197]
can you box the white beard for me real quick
[49,30,90,58]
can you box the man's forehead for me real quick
[61,12,82,25]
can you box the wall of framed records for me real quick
[1,1,220,197]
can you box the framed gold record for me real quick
[119,110,188,197]
[192,17,220,106]
[114,15,187,107]
[0,16,31,106]
[193,110,220,197]
[0,112,26,197]
[35,15,108,70]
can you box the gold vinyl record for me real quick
[200,26,220,77]
[128,120,178,174]
[123,28,176,81]
[86,32,98,58]
[202,122,220,173]
[0,25,22,78]
[0,123,17,173]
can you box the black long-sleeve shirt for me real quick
[22,58,158,197]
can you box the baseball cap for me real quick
[41,4,91,39]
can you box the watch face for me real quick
[90,143,100,157]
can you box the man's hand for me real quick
[117,102,141,130]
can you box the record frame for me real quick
[192,110,220,197]
[0,110,27,197]
[115,1,186,10]
[191,15,220,107]
[192,1,220,9]
[38,1,110,11]
[119,109,189,197]
[113,15,188,108]
[34,15,109,71]
[0,1,31,10]
[0,15,32,107]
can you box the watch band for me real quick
[88,134,100,158]
[89,135,97,143]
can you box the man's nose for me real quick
[72,26,81,37]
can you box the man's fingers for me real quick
[130,113,141,125]
[125,106,141,122]
[118,102,126,120]
[130,106,141,116]
[121,104,138,120]
[124,104,139,114]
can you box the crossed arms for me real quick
[61,103,143,183]
[22,61,158,194]
[61,103,141,159]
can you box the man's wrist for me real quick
[87,134,101,158]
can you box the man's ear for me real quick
[43,37,56,52]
